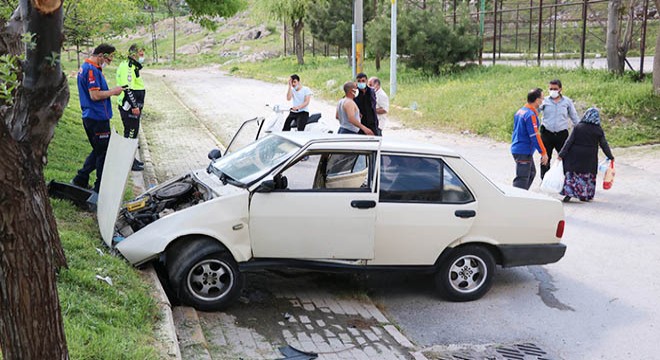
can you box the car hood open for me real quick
[97,130,139,247]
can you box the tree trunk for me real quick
[293,20,304,65]
[606,0,624,74]
[0,0,70,358]
[375,50,381,71]
[654,0,660,95]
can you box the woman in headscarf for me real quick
[557,107,614,202]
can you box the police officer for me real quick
[116,44,146,171]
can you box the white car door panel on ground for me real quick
[250,148,379,260]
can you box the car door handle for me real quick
[455,210,476,218]
[351,200,376,209]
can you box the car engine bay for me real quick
[115,176,212,238]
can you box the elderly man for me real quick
[368,76,389,134]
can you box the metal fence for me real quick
[285,0,658,75]
[476,0,657,72]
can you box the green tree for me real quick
[606,0,641,75]
[185,0,244,29]
[369,7,480,74]
[307,0,379,64]
[256,0,311,65]
[63,0,146,66]
[0,0,70,358]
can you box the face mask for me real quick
[101,62,107,69]
[357,82,366,90]
[352,89,359,97]
[549,90,560,99]
[138,57,145,64]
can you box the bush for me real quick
[368,7,480,74]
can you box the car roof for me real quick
[274,132,461,158]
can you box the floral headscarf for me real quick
[580,107,601,125]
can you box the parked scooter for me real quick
[262,104,335,134]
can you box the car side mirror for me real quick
[255,180,275,193]
[208,149,222,160]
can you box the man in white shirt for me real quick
[284,74,312,131]
[368,77,389,134]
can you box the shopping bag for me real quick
[540,160,564,194]
[598,159,610,173]
[603,159,615,190]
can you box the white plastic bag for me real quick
[540,160,564,194]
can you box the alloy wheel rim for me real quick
[448,255,487,294]
[187,259,234,301]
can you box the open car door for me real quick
[224,117,265,156]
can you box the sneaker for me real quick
[133,158,144,167]
[70,179,91,190]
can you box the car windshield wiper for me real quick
[211,167,245,187]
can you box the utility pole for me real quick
[390,0,397,98]
[354,0,364,75]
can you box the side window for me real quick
[278,152,373,191]
[379,155,473,203]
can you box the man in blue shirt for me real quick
[72,43,123,193]
[539,79,580,179]
[511,88,549,190]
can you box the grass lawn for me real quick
[222,56,660,147]
[41,66,160,359]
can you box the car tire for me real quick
[435,245,495,302]
[167,238,243,311]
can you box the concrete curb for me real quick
[142,265,182,360]
[131,132,182,360]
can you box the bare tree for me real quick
[606,0,639,74]
[0,0,70,358]
[654,0,660,95]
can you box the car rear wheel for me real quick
[167,238,243,311]
[435,245,495,302]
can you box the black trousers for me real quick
[119,106,142,139]
[73,118,110,192]
[540,126,569,179]
[512,153,536,190]
[283,111,309,131]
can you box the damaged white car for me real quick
[98,119,566,311]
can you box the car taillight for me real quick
[556,220,565,238]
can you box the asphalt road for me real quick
[143,67,660,359]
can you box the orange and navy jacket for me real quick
[77,59,112,121]
[511,104,547,156]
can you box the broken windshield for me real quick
[212,135,300,186]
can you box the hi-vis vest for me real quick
[116,59,145,106]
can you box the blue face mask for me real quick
[357,82,367,90]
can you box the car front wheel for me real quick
[167,239,243,311]
[435,245,495,302]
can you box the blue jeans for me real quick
[512,153,536,190]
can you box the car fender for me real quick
[116,191,251,265]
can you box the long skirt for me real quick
[561,172,597,200]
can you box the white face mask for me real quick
[101,62,107,69]
[352,89,359,97]
[549,90,560,99]
[138,57,145,64]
